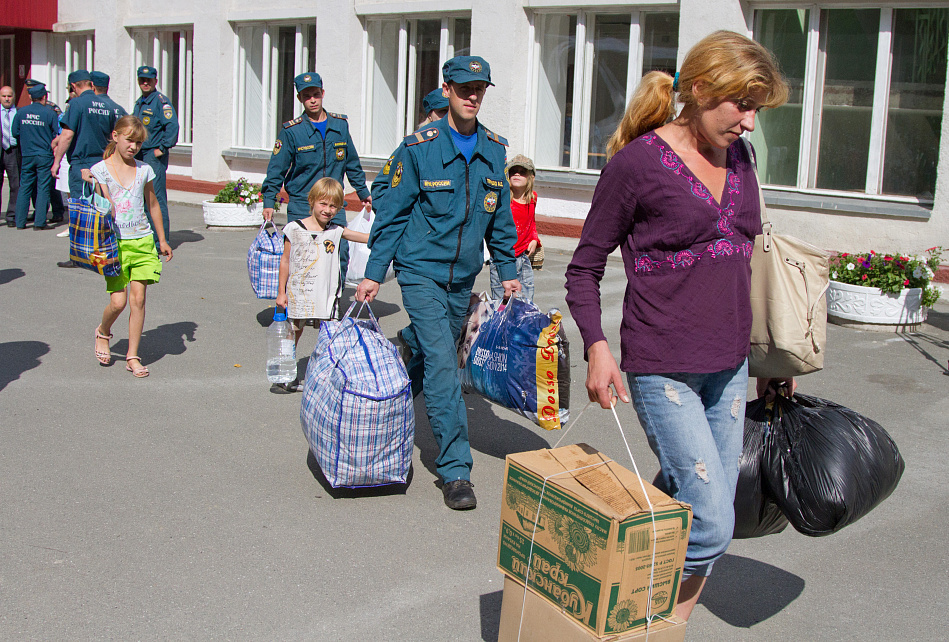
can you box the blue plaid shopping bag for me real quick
[247,220,283,299]
[68,181,121,277]
[300,302,415,488]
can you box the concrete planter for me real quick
[202,200,264,227]
[826,280,928,332]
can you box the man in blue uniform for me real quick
[370,88,449,205]
[25,78,65,223]
[92,71,128,118]
[133,65,178,244]
[12,83,59,230]
[356,56,520,510]
[52,70,121,267]
[262,72,372,282]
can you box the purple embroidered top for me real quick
[564,133,761,374]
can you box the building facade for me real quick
[34,0,949,254]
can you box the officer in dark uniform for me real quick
[52,70,121,267]
[91,71,128,118]
[132,65,178,244]
[11,83,59,229]
[370,88,449,205]
[356,56,520,510]
[25,78,65,223]
[262,72,372,280]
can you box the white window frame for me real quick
[753,4,943,201]
[526,9,675,173]
[231,21,315,149]
[361,15,470,157]
[130,28,194,145]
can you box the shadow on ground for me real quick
[480,589,503,642]
[111,321,198,365]
[0,341,50,392]
[700,553,804,627]
[168,229,204,250]
[305,450,411,498]
[896,330,949,376]
[0,268,25,286]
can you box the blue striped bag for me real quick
[68,181,121,277]
[247,220,283,299]
[300,302,415,488]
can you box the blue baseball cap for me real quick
[28,83,47,99]
[442,56,493,86]
[294,72,323,92]
[137,65,158,79]
[90,71,110,87]
[422,89,449,113]
[68,70,92,84]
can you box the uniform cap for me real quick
[442,56,493,86]
[137,65,158,79]
[505,154,535,175]
[422,89,449,113]
[28,83,48,99]
[90,71,110,87]
[294,72,323,93]
[68,70,92,84]
[24,78,42,87]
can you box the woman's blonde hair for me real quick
[103,115,148,159]
[308,177,345,208]
[606,30,789,159]
[508,167,535,200]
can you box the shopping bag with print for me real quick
[68,181,121,277]
[247,220,283,299]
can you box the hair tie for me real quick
[672,72,680,92]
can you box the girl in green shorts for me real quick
[85,115,173,378]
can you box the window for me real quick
[363,16,471,156]
[529,10,678,171]
[233,22,316,149]
[131,29,194,144]
[753,7,948,200]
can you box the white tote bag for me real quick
[345,207,396,287]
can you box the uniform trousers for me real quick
[1,145,20,222]
[397,270,475,483]
[138,149,170,243]
[15,155,53,228]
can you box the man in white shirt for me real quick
[0,86,20,227]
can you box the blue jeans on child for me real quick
[627,359,748,578]
[489,254,534,302]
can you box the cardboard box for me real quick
[498,575,687,642]
[497,444,692,637]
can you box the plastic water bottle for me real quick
[266,308,297,384]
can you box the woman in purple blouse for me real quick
[565,31,790,620]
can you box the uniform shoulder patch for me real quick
[405,127,439,146]
[327,112,348,120]
[483,128,509,147]
[158,94,169,104]
[283,116,303,129]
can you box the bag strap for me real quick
[741,137,773,253]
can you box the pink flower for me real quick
[862,274,868,281]
[904,279,910,286]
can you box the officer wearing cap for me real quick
[370,88,449,205]
[52,70,122,267]
[356,56,520,510]
[91,71,128,118]
[133,65,178,244]
[262,71,372,279]
[11,83,59,229]
[24,78,65,223]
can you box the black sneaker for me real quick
[442,479,477,510]
[396,329,413,368]
[57,260,79,268]
[272,378,301,393]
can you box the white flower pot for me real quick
[826,280,928,331]
[202,200,264,227]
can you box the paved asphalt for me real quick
[1,200,946,640]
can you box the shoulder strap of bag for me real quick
[741,137,773,253]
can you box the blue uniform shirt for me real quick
[12,103,59,158]
[366,116,518,287]
[133,90,179,153]
[60,89,121,163]
[262,112,370,216]
[98,93,128,120]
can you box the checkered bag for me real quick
[68,182,121,277]
[300,302,415,488]
[247,220,283,299]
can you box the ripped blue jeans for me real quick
[627,359,748,578]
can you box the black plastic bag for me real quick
[761,393,905,537]
[733,397,789,539]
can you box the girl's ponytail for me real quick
[103,140,117,159]
[606,71,675,160]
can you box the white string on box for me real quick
[516,401,674,641]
